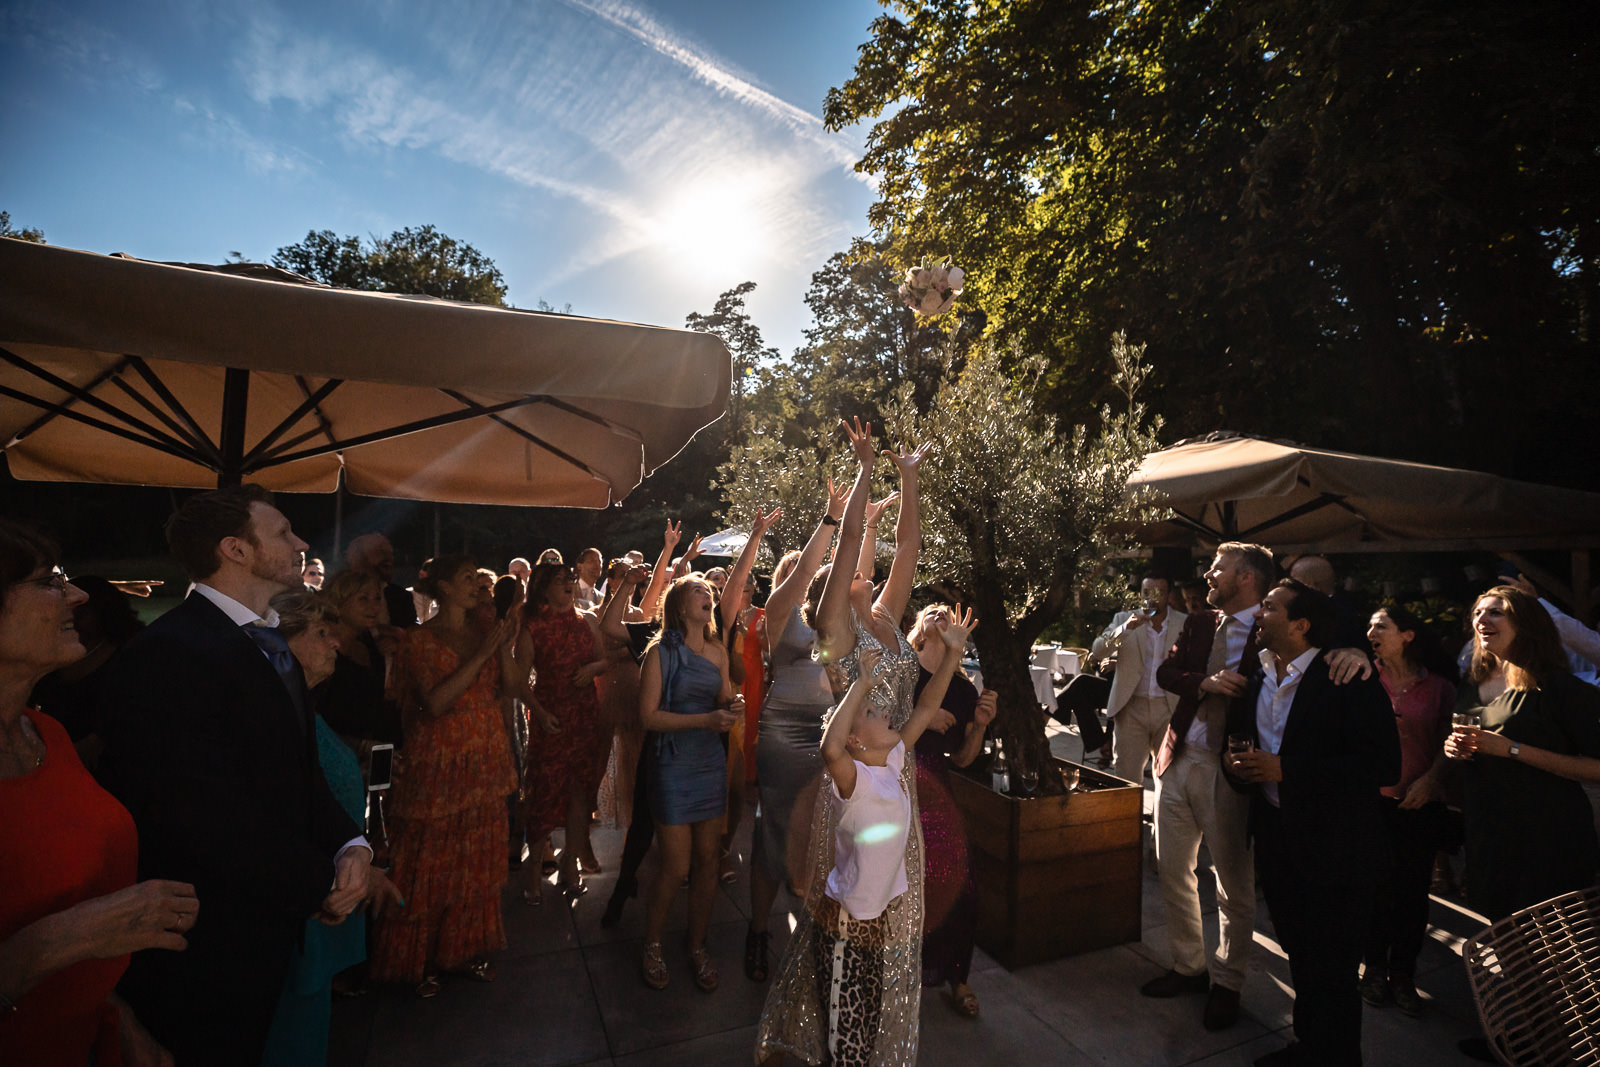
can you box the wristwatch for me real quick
[1508,742,1522,761]
[820,515,839,526]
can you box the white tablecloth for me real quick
[1031,645,1081,678]
[965,662,1057,712]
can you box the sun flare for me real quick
[650,178,771,275]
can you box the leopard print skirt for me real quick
[811,897,892,1066]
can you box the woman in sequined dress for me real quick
[756,418,932,1067]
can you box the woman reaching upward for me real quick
[757,417,936,1066]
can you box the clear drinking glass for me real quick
[1227,733,1254,757]
[1018,764,1039,795]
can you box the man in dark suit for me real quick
[98,485,371,1065]
[1227,579,1401,1067]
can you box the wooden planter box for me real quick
[948,759,1143,969]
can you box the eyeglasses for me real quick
[20,569,71,594]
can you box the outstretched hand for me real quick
[662,519,683,552]
[825,476,847,521]
[750,507,781,538]
[938,604,977,649]
[842,416,876,465]
[863,492,900,527]
[683,533,705,562]
[884,441,933,479]
[856,646,886,687]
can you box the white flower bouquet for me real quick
[897,255,965,317]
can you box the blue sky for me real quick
[1,0,886,354]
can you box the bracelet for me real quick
[820,515,838,526]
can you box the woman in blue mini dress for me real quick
[638,574,743,992]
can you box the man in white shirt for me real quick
[98,484,372,1065]
[1227,580,1399,1067]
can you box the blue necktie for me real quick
[244,623,309,737]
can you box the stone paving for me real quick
[330,722,1487,1066]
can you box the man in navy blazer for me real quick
[1227,579,1401,1067]
[98,485,371,1065]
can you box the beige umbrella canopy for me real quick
[1131,433,1600,552]
[0,238,730,507]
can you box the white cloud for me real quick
[230,0,869,290]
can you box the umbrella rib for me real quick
[240,378,344,468]
[1169,508,1224,540]
[437,389,608,480]
[1236,493,1347,539]
[0,346,209,461]
[0,381,210,467]
[107,372,220,463]
[6,356,130,444]
[245,395,547,470]
[123,357,223,461]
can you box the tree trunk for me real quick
[971,612,1063,796]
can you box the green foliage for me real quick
[883,332,1163,789]
[826,0,1600,487]
[0,211,45,243]
[271,225,508,306]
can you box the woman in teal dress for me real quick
[637,575,742,993]
[263,592,401,1067]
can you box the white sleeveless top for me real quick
[825,740,911,920]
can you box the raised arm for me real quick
[875,441,932,624]
[764,477,846,654]
[721,507,780,636]
[638,520,681,621]
[815,418,877,662]
[600,563,649,644]
[901,607,975,750]
[820,647,884,800]
[855,492,899,591]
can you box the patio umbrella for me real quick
[0,238,730,507]
[1130,433,1600,552]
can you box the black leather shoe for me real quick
[1202,984,1241,1030]
[1140,969,1210,997]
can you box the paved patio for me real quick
[330,722,1487,1066]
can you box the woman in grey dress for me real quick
[745,479,845,981]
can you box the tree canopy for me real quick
[271,224,508,306]
[826,0,1600,487]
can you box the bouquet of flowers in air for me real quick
[898,255,964,317]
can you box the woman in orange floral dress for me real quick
[516,562,609,898]
[371,554,521,997]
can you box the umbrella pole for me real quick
[217,368,249,488]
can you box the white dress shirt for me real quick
[1254,646,1320,807]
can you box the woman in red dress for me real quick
[0,519,197,1066]
[516,562,608,898]
[370,554,521,997]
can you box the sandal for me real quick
[416,973,441,998]
[951,983,980,1018]
[641,941,669,990]
[451,959,496,983]
[744,927,770,982]
[689,946,719,992]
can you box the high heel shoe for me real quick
[689,946,719,992]
[743,926,770,982]
[557,867,587,898]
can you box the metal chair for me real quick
[1461,884,1600,1065]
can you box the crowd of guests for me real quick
[7,446,1600,1066]
[1101,545,1600,1066]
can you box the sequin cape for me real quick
[756,608,925,1066]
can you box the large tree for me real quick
[826,0,1600,487]
[272,224,508,306]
